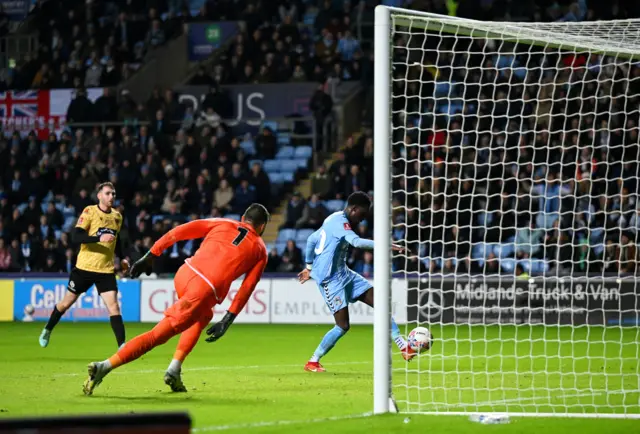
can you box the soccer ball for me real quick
[408,326,433,353]
[24,304,35,315]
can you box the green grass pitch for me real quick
[1,322,639,433]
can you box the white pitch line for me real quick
[49,361,371,378]
[192,413,372,432]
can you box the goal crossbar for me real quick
[388,7,640,59]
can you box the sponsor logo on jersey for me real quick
[343,223,351,230]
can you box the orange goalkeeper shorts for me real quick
[164,263,217,330]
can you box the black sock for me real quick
[110,315,126,347]
[45,306,64,331]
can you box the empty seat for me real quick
[263,159,280,173]
[277,134,291,146]
[282,172,295,183]
[241,140,257,155]
[248,159,262,168]
[268,173,284,185]
[280,160,299,173]
[296,229,314,244]
[501,258,516,273]
[294,146,313,159]
[62,216,76,232]
[275,242,287,255]
[224,214,241,221]
[471,243,497,259]
[152,215,166,224]
[325,200,345,212]
[275,146,295,160]
[494,242,515,259]
[294,159,309,169]
[277,229,297,243]
[262,121,278,132]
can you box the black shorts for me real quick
[67,267,118,295]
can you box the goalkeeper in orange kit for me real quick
[82,204,269,395]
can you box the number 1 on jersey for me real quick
[232,227,249,246]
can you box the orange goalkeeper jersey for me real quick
[150,218,268,315]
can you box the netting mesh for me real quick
[387,12,640,415]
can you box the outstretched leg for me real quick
[83,316,191,395]
[358,287,414,360]
[165,308,214,392]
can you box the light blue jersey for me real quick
[305,211,375,313]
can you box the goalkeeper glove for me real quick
[205,311,236,343]
[128,250,156,278]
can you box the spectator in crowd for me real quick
[295,194,328,229]
[282,192,306,229]
[0,238,11,271]
[266,247,281,273]
[311,164,332,198]
[214,179,234,214]
[278,239,302,272]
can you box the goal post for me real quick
[373,5,640,418]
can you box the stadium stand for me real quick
[188,0,367,85]
[2,0,640,279]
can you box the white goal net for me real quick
[373,6,640,418]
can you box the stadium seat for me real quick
[494,242,516,259]
[277,229,297,243]
[224,214,241,221]
[592,243,605,256]
[248,159,262,168]
[275,242,287,255]
[262,121,278,132]
[275,146,295,160]
[294,146,313,159]
[471,243,497,259]
[325,200,345,212]
[500,258,516,273]
[241,140,257,155]
[477,211,493,227]
[280,160,299,174]
[268,173,284,185]
[152,215,166,224]
[62,216,76,232]
[263,160,280,174]
[296,229,314,245]
[521,259,549,274]
[294,159,309,170]
[54,230,62,240]
[277,134,291,146]
[282,172,295,183]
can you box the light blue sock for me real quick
[310,326,347,362]
[391,317,406,350]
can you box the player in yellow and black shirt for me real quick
[39,182,130,349]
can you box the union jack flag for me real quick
[0,91,40,118]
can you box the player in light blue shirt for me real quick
[297,192,416,372]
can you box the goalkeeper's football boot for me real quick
[304,361,326,372]
[38,329,51,348]
[164,371,187,392]
[83,362,110,396]
[401,345,417,362]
